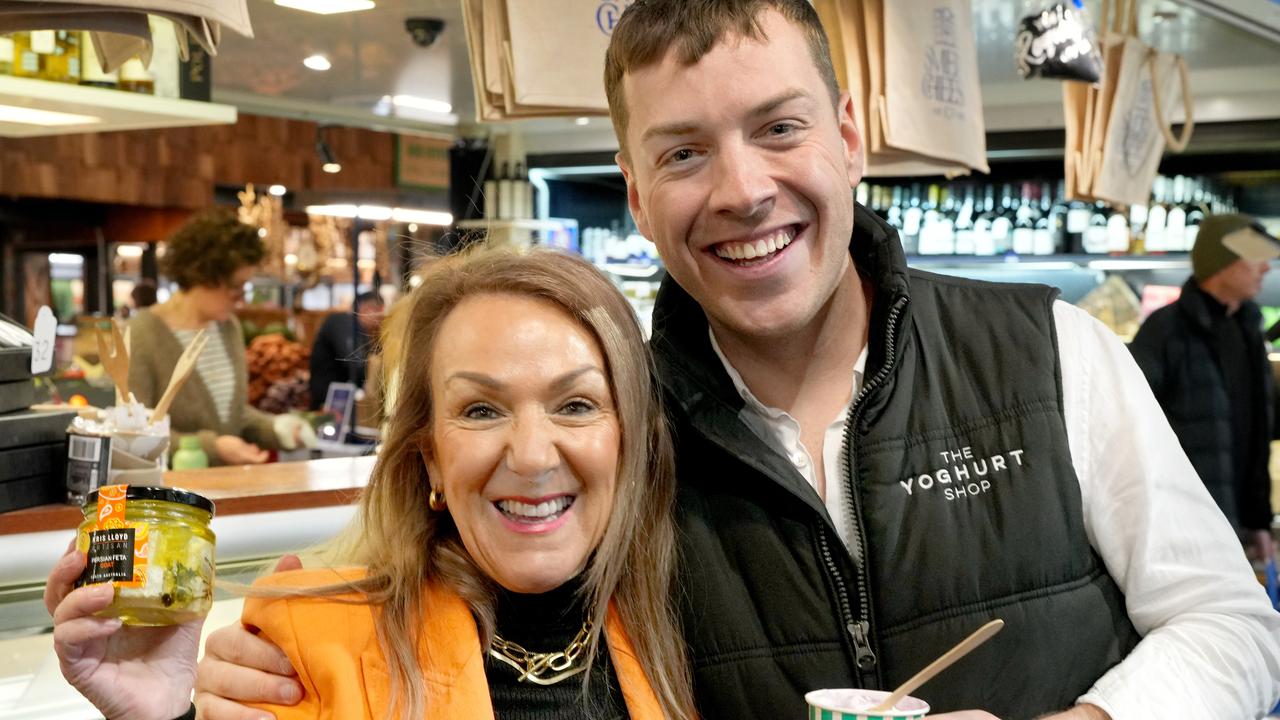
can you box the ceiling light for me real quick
[407,223,419,232]
[391,208,453,226]
[574,117,590,126]
[48,253,84,265]
[391,95,452,114]
[0,104,100,126]
[305,205,452,227]
[306,204,359,218]
[274,0,374,15]
[303,54,331,71]
[356,205,393,221]
[116,245,144,258]
[322,162,342,174]
[269,184,287,196]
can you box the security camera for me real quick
[406,18,445,48]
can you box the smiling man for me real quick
[607,1,1280,719]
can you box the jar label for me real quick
[84,527,136,584]
[82,484,149,588]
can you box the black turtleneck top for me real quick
[486,579,628,720]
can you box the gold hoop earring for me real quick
[428,488,447,512]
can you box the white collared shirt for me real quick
[708,328,867,547]
[710,300,1280,720]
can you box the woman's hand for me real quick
[215,435,269,465]
[45,544,202,720]
[195,555,304,720]
[272,415,318,451]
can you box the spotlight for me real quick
[315,126,342,174]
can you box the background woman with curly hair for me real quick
[128,210,314,465]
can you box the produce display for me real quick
[245,333,309,411]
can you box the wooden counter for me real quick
[0,456,375,536]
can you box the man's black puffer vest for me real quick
[650,205,1141,720]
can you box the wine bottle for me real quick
[0,35,13,76]
[1145,176,1168,252]
[1033,182,1056,256]
[1083,202,1110,254]
[1106,205,1130,253]
[953,185,976,255]
[991,184,1015,255]
[1064,192,1091,254]
[1012,182,1036,255]
[118,56,155,94]
[901,184,924,255]
[1166,175,1188,252]
[973,185,997,256]
[886,186,905,235]
[79,32,118,88]
[935,186,956,255]
[1185,179,1205,250]
[917,185,941,255]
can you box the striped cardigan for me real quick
[128,309,280,465]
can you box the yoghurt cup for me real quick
[805,689,929,720]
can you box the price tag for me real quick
[31,306,56,375]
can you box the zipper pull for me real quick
[848,620,878,671]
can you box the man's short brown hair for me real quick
[603,0,840,151]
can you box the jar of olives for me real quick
[76,484,216,626]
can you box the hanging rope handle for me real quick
[1099,0,1137,38]
[1147,50,1194,152]
[1124,0,1138,37]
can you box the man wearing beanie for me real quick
[1131,214,1280,564]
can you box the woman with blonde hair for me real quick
[46,245,696,720]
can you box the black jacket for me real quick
[653,206,1138,720]
[1129,279,1275,531]
[308,312,371,411]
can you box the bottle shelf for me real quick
[0,75,236,138]
[908,253,1190,272]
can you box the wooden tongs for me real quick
[96,319,131,404]
[150,328,208,425]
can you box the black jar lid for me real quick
[84,485,215,515]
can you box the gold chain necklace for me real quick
[488,620,593,686]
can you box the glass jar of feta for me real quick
[76,484,216,626]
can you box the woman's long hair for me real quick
[296,245,694,719]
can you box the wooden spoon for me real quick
[150,328,208,425]
[96,319,130,403]
[867,619,1004,713]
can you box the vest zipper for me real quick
[840,294,908,687]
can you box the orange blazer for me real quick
[243,568,666,719]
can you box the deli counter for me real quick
[0,456,372,720]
